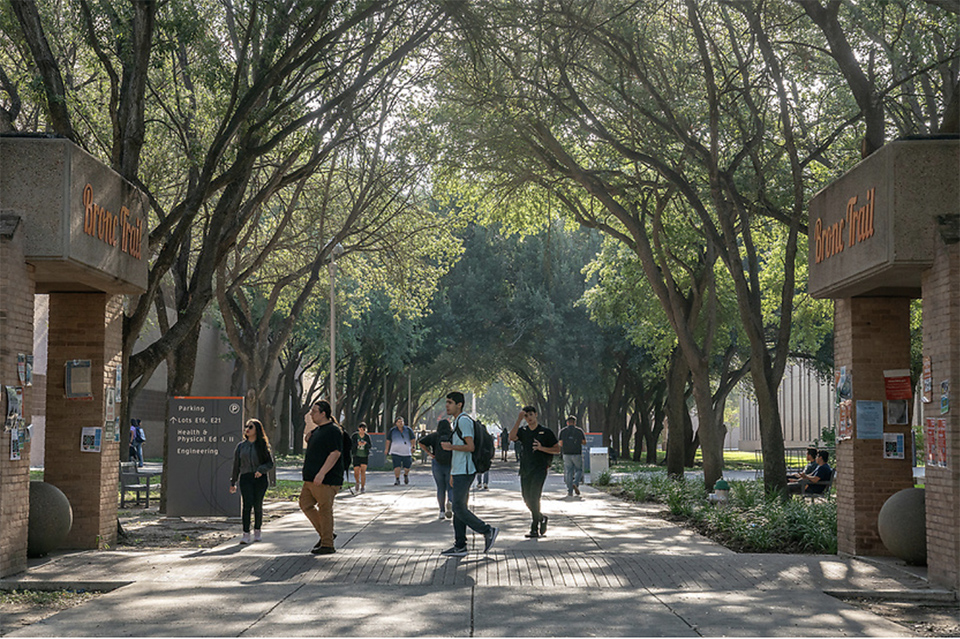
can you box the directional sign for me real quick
[166,397,243,517]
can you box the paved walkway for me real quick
[2,460,945,637]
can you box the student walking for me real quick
[230,419,274,544]
[510,406,561,538]
[419,419,454,519]
[129,419,146,467]
[351,423,372,493]
[439,392,498,557]
[386,417,416,485]
[300,401,344,555]
[559,415,587,497]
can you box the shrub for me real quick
[594,470,612,486]
[606,472,837,554]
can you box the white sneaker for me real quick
[253,530,262,542]
[240,532,251,545]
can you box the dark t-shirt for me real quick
[807,463,833,494]
[515,424,558,475]
[302,423,344,485]
[559,426,586,455]
[419,431,452,467]
[352,433,372,459]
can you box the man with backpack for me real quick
[510,405,561,538]
[439,391,498,557]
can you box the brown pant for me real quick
[299,482,340,547]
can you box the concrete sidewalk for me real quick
[2,460,944,637]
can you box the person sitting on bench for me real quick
[787,450,832,495]
[787,447,819,481]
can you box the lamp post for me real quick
[328,243,344,419]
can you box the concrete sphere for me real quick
[877,488,926,565]
[28,481,73,557]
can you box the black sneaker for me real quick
[524,530,540,538]
[312,537,323,550]
[539,515,548,536]
[440,545,468,557]
[404,474,409,485]
[394,478,400,486]
[312,546,336,555]
[483,526,499,553]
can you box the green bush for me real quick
[611,472,837,554]
[594,470,612,486]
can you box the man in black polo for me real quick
[509,405,561,538]
[559,415,587,497]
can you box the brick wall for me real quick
[44,293,121,549]
[835,297,915,556]
[922,238,960,590]
[0,217,34,577]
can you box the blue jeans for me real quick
[476,471,489,486]
[432,459,452,511]
[451,473,491,548]
[563,454,583,491]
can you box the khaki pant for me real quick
[299,482,340,547]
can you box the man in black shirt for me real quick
[510,405,561,538]
[300,400,344,555]
[559,416,587,497]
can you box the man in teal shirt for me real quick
[439,391,499,557]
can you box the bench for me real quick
[120,461,153,508]
[801,481,832,501]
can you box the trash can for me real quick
[589,447,609,483]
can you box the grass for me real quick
[0,589,98,607]
[610,471,837,554]
[264,479,354,501]
[608,449,763,473]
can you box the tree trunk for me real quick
[160,322,201,513]
[664,349,688,478]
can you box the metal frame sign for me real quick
[167,397,243,517]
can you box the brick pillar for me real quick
[45,293,122,549]
[922,237,960,590]
[0,215,34,577]
[835,297,915,556]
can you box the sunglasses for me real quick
[244,425,254,431]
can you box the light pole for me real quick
[328,243,344,419]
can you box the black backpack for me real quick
[432,431,453,467]
[340,428,351,469]
[454,416,495,475]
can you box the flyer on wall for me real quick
[838,400,853,440]
[80,426,102,453]
[883,432,905,460]
[105,387,116,421]
[65,360,94,399]
[941,379,950,415]
[10,426,20,460]
[883,369,912,401]
[925,418,937,465]
[886,400,909,425]
[855,400,884,439]
[922,356,933,403]
[935,419,947,467]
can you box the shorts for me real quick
[391,454,412,469]
[353,458,368,468]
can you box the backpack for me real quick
[135,427,146,444]
[340,428,351,469]
[432,431,453,467]
[454,416,495,475]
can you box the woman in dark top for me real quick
[230,419,274,544]
[351,422,372,493]
[419,419,454,519]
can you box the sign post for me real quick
[167,397,243,517]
